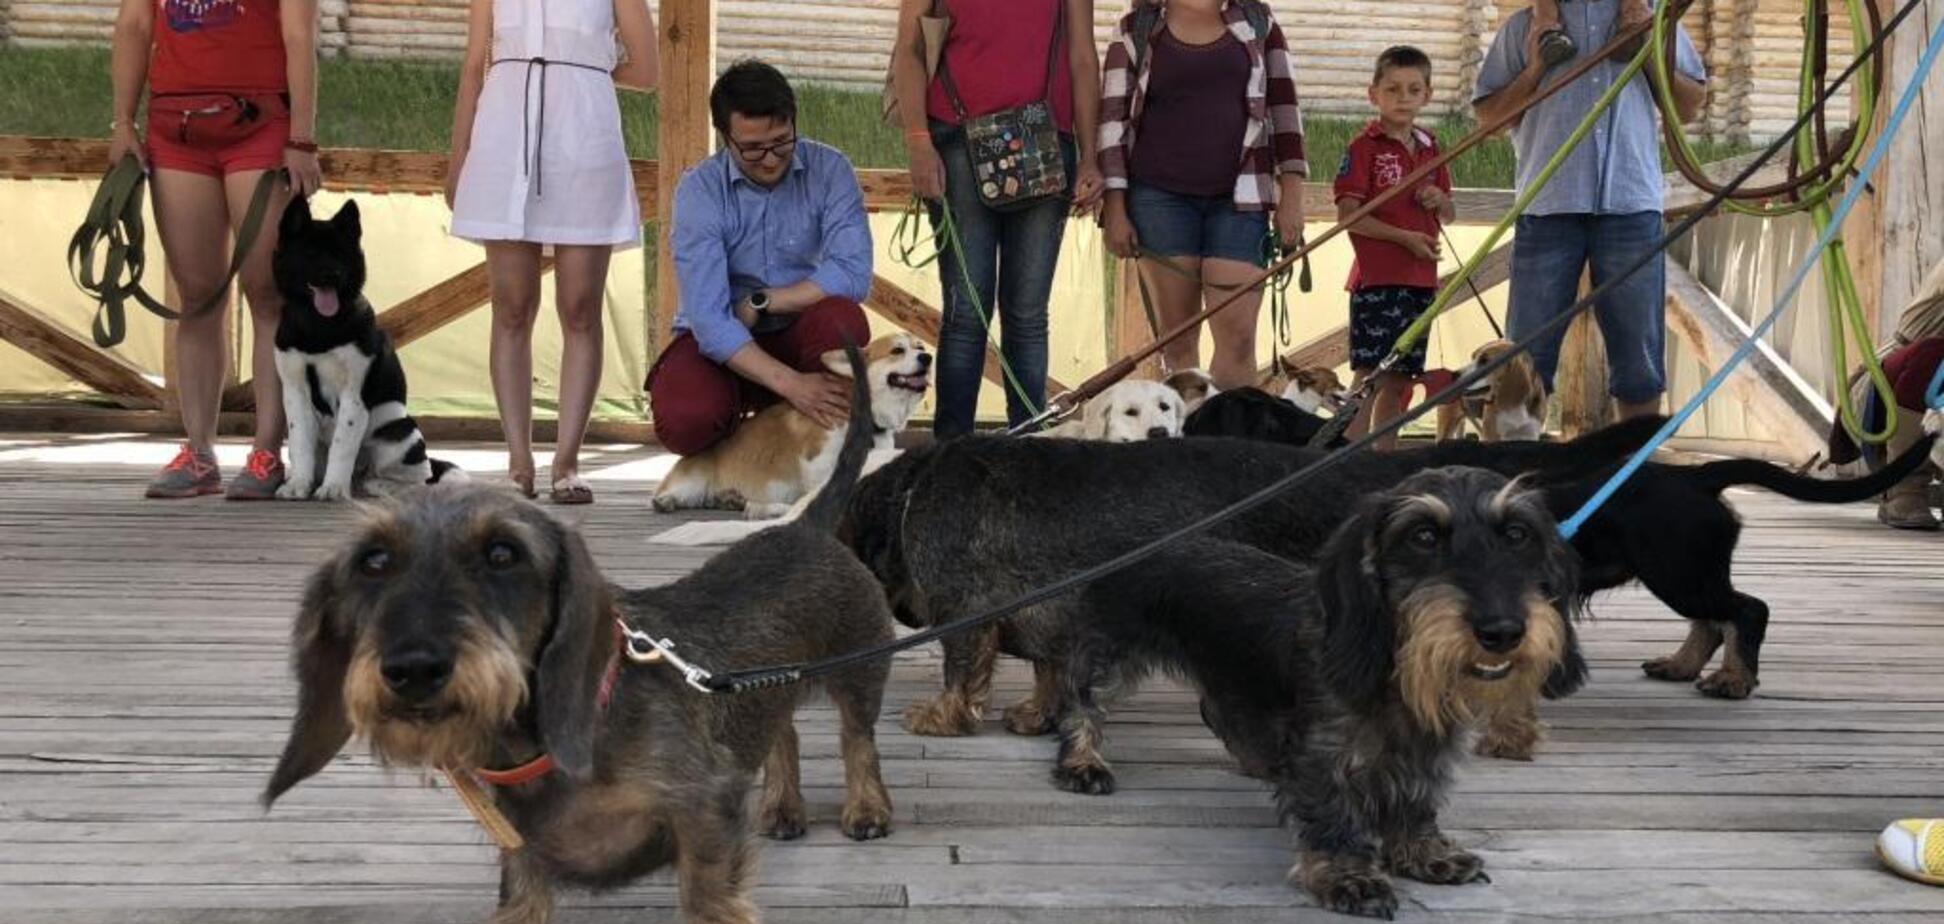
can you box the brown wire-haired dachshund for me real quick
[1061,466,1586,917]
[263,348,896,924]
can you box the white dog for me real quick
[1036,379,1187,442]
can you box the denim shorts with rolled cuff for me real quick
[1127,182,1268,267]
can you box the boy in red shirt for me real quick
[1334,45,1455,450]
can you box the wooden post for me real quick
[1864,0,1944,342]
[1555,268,1611,438]
[653,0,716,356]
[1110,259,1164,380]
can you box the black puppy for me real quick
[272,197,456,501]
[1184,386,1346,447]
[1194,399,1942,701]
[1063,468,1584,918]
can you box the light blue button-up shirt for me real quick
[670,139,873,362]
[1473,1,1707,216]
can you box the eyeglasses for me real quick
[731,135,797,163]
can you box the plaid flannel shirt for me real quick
[1098,0,1308,212]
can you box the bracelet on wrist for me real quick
[284,138,319,153]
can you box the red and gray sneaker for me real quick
[145,444,222,499]
[225,448,287,501]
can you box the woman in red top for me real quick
[109,0,323,500]
[889,0,1105,437]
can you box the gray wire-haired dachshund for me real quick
[263,346,896,924]
[1066,467,1585,918]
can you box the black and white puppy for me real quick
[272,198,457,501]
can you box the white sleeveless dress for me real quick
[450,0,641,248]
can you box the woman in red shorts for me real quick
[109,0,323,499]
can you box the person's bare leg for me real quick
[1200,258,1264,390]
[486,242,545,497]
[226,169,293,455]
[151,169,235,453]
[1140,255,1204,374]
[1367,372,1406,451]
[549,244,612,492]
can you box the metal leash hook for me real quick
[615,618,717,694]
[1008,390,1080,436]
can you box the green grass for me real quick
[1,45,1749,186]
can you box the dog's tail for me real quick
[1685,432,1936,502]
[801,340,874,533]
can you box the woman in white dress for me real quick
[446,0,657,503]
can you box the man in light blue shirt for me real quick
[1473,0,1707,421]
[647,60,874,455]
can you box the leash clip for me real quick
[616,617,716,694]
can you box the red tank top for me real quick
[926,0,1075,133]
[150,0,289,96]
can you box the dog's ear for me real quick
[329,199,362,242]
[1313,506,1398,710]
[820,348,857,379]
[278,196,312,241]
[263,562,353,807]
[1082,398,1112,440]
[536,521,615,779]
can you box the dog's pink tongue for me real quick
[310,286,341,317]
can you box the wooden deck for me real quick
[3,434,1943,923]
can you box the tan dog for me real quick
[653,333,930,518]
[1456,340,1548,442]
[1037,379,1187,442]
[1162,368,1219,415]
[1262,355,1347,416]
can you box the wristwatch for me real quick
[747,289,771,325]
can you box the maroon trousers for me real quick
[646,296,871,456]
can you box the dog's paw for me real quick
[1050,762,1117,796]
[276,479,314,501]
[1390,846,1489,886]
[1695,669,1758,699]
[902,698,978,737]
[1002,698,1056,736]
[312,480,354,502]
[841,802,893,841]
[1641,655,1705,683]
[1473,733,1536,762]
[759,803,807,841]
[1298,863,1399,920]
[650,493,681,513]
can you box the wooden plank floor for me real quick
[3,435,1943,923]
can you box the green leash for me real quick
[890,196,1043,419]
[67,154,281,348]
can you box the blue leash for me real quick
[1926,361,1944,411]
[1557,14,1944,540]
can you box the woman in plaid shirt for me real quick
[1098,0,1308,390]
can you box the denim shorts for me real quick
[1127,182,1268,267]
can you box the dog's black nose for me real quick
[381,648,453,702]
[1146,426,1172,440]
[1474,623,1525,654]
[916,353,933,369]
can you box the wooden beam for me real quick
[654,0,717,356]
[0,404,658,445]
[866,274,1070,394]
[1660,148,1795,215]
[218,259,556,411]
[0,136,1513,223]
[0,289,164,408]
[1663,260,1832,461]
[1261,240,1516,375]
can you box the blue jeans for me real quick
[926,123,1076,437]
[1507,212,1668,404]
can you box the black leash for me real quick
[680,0,1919,695]
[1440,226,1504,339]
